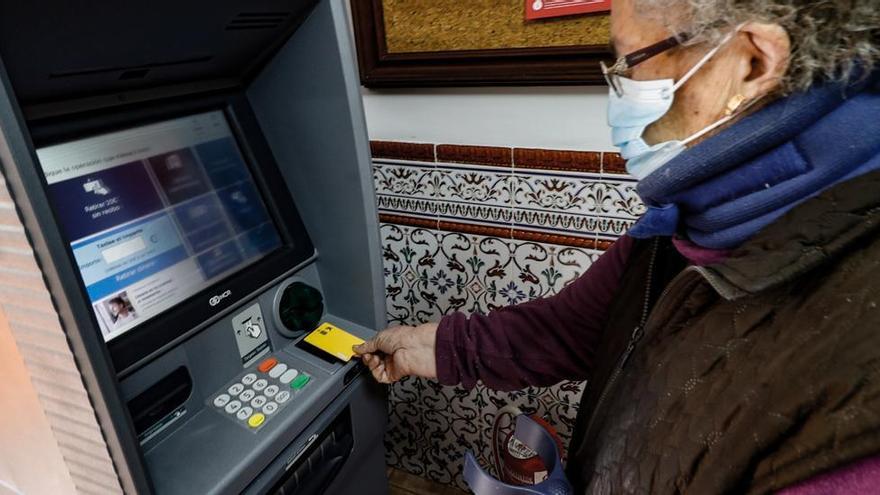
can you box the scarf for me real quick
[629,70,880,249]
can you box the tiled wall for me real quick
[371,141,643,490]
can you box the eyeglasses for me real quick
[601,33,691,97]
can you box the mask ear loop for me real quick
[681,94,764,146]
[665,25,743,97]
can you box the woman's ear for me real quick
[737,22,791,98]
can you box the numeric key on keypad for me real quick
[228,383,244,396]
[236,406,254,421]
[213,394,231,408]
[264,385,279,398]
[225,400,242,414]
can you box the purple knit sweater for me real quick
[435,234,879,493]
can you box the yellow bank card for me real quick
[303,322,365,362]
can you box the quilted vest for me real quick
[566,170,880,494]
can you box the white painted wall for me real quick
[361,86,613,151]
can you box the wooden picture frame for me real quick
[350,0,612,88]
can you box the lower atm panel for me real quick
[246,379,388,495]
[121,266,389,495]
[271,409,354,494]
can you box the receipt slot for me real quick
[0,1,389,494]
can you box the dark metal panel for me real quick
[0,0,318,114]
[248,0,387,331]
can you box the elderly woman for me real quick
[356,0,880,492]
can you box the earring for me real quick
[725,94,747,116]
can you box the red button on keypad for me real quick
[257,357,278,373]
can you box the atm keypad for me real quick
[207,354,311,432]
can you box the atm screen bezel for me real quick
[29,93,315,375]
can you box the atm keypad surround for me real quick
[207,353,312,432]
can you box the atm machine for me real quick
[0,0,390,494]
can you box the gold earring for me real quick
[725,94,747,116]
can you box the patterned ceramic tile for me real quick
[596,177,646,219]
[421,381,485,485]
[537,384,586,446]
[381,223,443,326]
[513,168,642,239]
[386,376,428,474]
[510,239,601,295]
[513,169,603,212]
[374,160,440,219]
[435,163,514,227]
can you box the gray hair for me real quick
[636,0,880,93]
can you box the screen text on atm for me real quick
[36,111,283,342]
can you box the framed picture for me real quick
[350,0,612,88]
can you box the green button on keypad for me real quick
[290,374,310,390]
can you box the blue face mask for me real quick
[607,33,737,180]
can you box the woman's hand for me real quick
[353,323,438,384]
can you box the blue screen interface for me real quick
[37,111,282,342]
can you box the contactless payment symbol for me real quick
[165,154,184,170]
[231,190,247,204]
[83,178,110,196]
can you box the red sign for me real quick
[525,0,611,20]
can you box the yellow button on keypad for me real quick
[248,413,266,429]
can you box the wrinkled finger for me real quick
[378,368,392,384]
[362,354,376,369]
[370,361,387,382]
[365,354,382,371]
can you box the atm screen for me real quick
[36,111,282,342]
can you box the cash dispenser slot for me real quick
[127,367,192,442]
[267,408,354,495]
